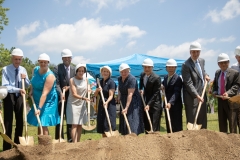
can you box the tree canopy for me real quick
[0,0,9,35]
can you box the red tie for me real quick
[220,72,225,95]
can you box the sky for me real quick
[1,0,240,79]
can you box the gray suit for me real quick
[181,57,207,129]
[53,63,75,141]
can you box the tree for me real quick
[0,0,9,35]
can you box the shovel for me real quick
[140,93,154,134]
[162,89,173,133]
[97,78,119,137]
[19,78,34,146]
[82,79,96,131]
[0,112,6,134]
[119,101,132,134]
[31,96,43,135]
[187,80,208,130]
[53,89,66,143]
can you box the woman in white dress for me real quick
[66,63,90,143]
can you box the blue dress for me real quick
[27,66,60,127]
[97,78,117,133]
[118,74,144,135]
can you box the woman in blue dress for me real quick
[94,66,117,137]
[118,63,144,135]
[27,53,60,135]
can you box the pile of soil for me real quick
[1,129,240,160]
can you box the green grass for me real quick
[0,109,219,152]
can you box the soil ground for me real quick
[0,129,240,160]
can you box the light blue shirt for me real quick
[2,64,30,93]
[217,70,227,95]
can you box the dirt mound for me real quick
[1,130,240,160]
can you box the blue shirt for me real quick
[2,64,30,93]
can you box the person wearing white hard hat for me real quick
[181,42,210,130]
[230,45,240,132]
[93,66,117,137]
[53,49,75,142]
[27,53,60,136]
[139,58,162,133]
[66,63,90,143]
[118,63,144,135]
[1,48,30,151]
[162,59,183,133]
[212,53,240,133]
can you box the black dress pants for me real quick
[3,93,23,151]
[144,109,162,133]
[165,108,183,133]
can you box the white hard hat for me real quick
[75,63,87,74]
[119,63,130,72]
[217,53,230,62]
[234,46,240,56]
[11,48,23,57]
[61,49,72,57]
[100,66,112,77]
[190,42,201,51]
[142,58,154,67]
[166,59,177,66]
[38,53,50,62]
[0,86,8,100]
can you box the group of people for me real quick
[1,42,240,151]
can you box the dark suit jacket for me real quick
[212,68,240,97]
[162,73,183,111]
[182,57,207,107]
[53,63,75,96]
[139,72,162,112]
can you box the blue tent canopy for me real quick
[86,54,184,83]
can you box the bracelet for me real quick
[38,107,42,111]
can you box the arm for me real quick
[36,74,55,115]
[181,63,199,98]
[226,71,240,97]
[53,65,62,97]
[122,88,134,114]
[2,67,21,93]
[105,89,115,107]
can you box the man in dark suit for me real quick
[139,58,162,132]
[181,42,210,129]
[162,59,183,133]
[53,49,75,142]
[212,53,240,133]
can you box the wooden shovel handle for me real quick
[97,78,113,133]
[0,113,6,134]
[193,80,208,126]
[140,93,153,132]
[162,89,172,133]
[21,78,28,137]
[215,95,230,99]
[119,101,131,134]
[59,88,66,140]
[31,96,43,135]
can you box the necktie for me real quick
[15,68,19,96]
[220,72,225,95]
[167,76,171,85]
[195,61,204,85]
[66,67,69,80]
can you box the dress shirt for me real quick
[2,64,30,93]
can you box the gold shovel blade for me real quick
[104,130,120,137]
[0,132,17,146]
[82,124,96,131]
[52,138,66,143]
[19,136,34,146]
[187,122,202,130]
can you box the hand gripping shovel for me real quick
[162,89,173,133]
[140,94,154,134]
[82,79,96,131]
[31,96,43,135]
[97,78,119,137]
[119,101,132,134]
[19,78,34,146]
[53,89,66,143]
[187,80,208,130]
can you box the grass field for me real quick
[0,109,219,152]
